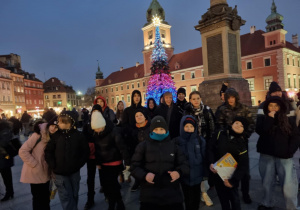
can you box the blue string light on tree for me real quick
[146,15,177,105]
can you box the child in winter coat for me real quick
[130,116,189,210]
[19,119,58,210]
[208,117,250,210]
[175,115,207,210]
[91,104,130,210]
[45,111,89,210]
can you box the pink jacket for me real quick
[19,123,50,184]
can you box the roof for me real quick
[100,64,145,86]
[98,29,300,87]
[43,77,75,93]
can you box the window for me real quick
[181,73,185,80]
[127,94,131,103]
[273,40,276,45]
[26,99,28,104]
[160,29,166,39]
[143,81,145,87]
[106,97,108,104]
[264,58,271,67]
[116,96,119,102]
[34,100,37,104]
[29,100,32,104]
[293,58,295,66]
[288,74,291,88]
[191,72,195,79]
[294,75,297,88]
[105,88,107,93]
[191,85,197,92]
[101,89,104,94]
[127,84,129,89]
[137,82,140,88]
[121,85,123,90]
[2,96,4,102]
[264,76,273,90]
[7,96,10,102]
[45,95,49,99]
[131,83,134,89]
[246,78,255,91]
[287,57,290,65]
[270,41,273,46]
[143,93,146,101]
[148,30,153,40]
[116,86,118,91]
[246,61,252,70]
[111,97,114,104]
[251,96,256,106]
[15,96,18,102]
[58,95,61,99]
[7,83,10,90]
[53,95,56,99]
[21,87,24,92]
[29,90,31,94]
[121,95,124,101]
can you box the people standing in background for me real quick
[0,119,14,202]
[215,83,228,119]
[154,92,182,139]
[146,98,157,120]
[175,87,187,115]
[115,100,127,127]
[94,95,116,123]
[21,111,32,136]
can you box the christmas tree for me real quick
[146,16,177,105]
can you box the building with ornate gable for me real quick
[95,0,300,110]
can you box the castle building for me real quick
[95,0,300,109]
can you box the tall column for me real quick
[195,1,251,109]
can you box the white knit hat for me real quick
[91,110,106,130]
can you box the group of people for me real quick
[0,81,300,210]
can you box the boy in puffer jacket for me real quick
[175,115,207,210]
[208,117,250,210]
[130,116,189,210]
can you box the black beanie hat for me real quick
[220,83,228,96]
[47,115,58,127]
[92,104,102,113]
[135,108,148,120]
[183,117,197,128]
[177,87,186,96]
[232,117,249,131]
[269,81,282,94]
[150,116,168,132]
[263,96,287,115]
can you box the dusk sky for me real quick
[1,0,299,93]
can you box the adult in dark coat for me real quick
[0,119,14,201]
[154,92,182,139]
[130,116,189,210]
[175,87,187,115]
[21,111,32,136]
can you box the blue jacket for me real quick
[175,115,206,186]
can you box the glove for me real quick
[123,166,130,181]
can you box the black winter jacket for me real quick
[130,134,189,205]
[93,119,130,166]
[129,121,150,156]
[154,103,182,139]
[256,115,300,159]
[208,129,249,188]
[0,120,14,169]
[44,129,89,175]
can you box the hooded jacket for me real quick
[175,115,207,186]
[208,128,249,188]
[216,88,254,138]
[175,98,187,115]
[122,90,148,128]
[19,123,50,184]
[44,114,89,175]
[94,95,116,122]
[256,97,300,158]
[153,102,182,139]
[93,119,130,166]
[146,98,157,120]
[130,132,189,205]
